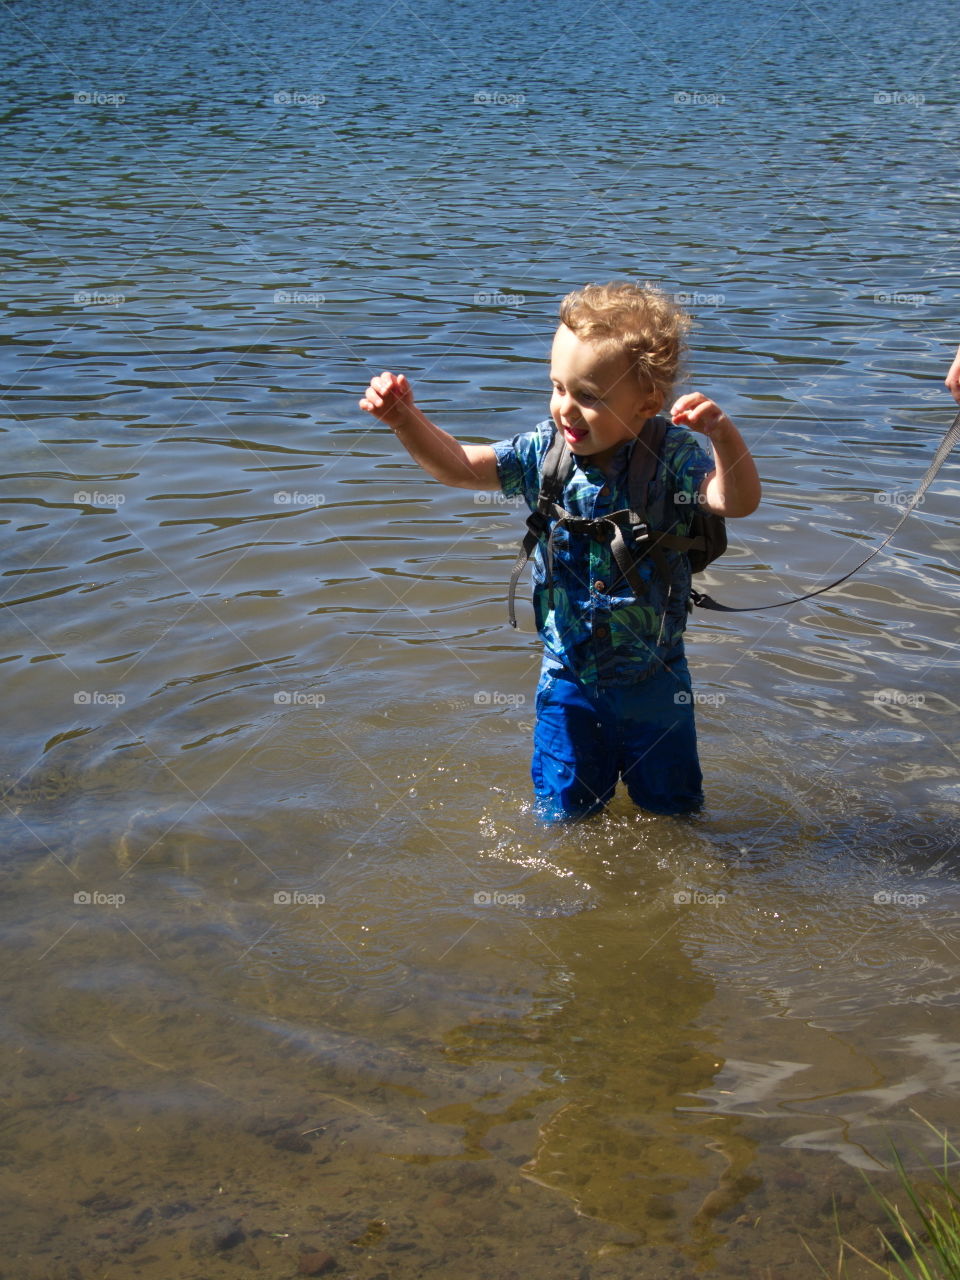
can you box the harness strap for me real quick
[508,430,567,628]
[506,418,702,628]
[607,518,645,596]
[507,523,545,628]
[692,405,960,613]
[507,429,571,627]
[538,427,571,507]
[543,510,650,610]
[508,505,704,627]
[628,416,669,509]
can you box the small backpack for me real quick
[507,415,726,628]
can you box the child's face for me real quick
[549,324,659,467]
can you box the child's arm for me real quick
[670,392,761,518]
[359,371,500,490]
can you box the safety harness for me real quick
[508,404,960,623]
[507,416,726,629]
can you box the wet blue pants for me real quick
[531,653,704,821]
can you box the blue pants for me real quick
[531,655,704,821]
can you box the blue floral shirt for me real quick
[493,418,714,687]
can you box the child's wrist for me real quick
[386,401,418,433]
[707,419,742,451]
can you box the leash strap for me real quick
[692,406,960,613]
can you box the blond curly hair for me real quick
[558,281,691,407]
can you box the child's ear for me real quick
[638,392,665,420]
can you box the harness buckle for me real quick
[555,515,599,537]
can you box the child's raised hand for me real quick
[670,392,735,441]
[359,371,415,428]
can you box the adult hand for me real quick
[945,347,960,404]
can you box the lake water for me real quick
[2,0,959,1275]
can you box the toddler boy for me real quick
[359,281,760,820]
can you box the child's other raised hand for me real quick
[359,371,414,428]
[670,392,735,442]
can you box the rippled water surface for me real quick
[2,0,959,1275]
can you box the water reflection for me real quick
[438,841,759,1259]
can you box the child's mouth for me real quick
[562,424,589,443]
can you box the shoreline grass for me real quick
[805,1115,960,1279]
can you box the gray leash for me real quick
[692,406,960,613]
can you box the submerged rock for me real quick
[298,1250,337,1275]
[190,1218,246,1256]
